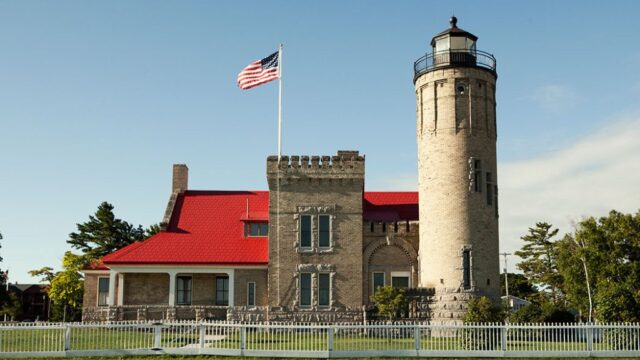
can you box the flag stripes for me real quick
[237,51,279,90]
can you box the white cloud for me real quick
[500,113,640,270]
[530,84,582,112]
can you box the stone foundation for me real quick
[82,305,227,322]
[228,306,366,323]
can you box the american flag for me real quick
[237,51,279,90]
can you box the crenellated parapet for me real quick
[266,150,365,183]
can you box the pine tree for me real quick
[515,222,564,305]
[67,202,145,259]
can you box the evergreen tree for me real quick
[500,273,538,301]
[0,230,12,316]
[145,223,162,238]
[67,202,145,259]
[515,222,563,304]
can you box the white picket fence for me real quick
[1,320,639,358]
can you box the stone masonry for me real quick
[266,151,365,313]
[415,66,501,323]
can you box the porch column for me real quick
[168,271,177,306]
[117,273,124,305]
[227,270,235,307]
[107,270,118,306]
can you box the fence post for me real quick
[501,324,507,352]
[64,324,71,351]
[153,324,162,350]
[240,326,247,352]
[587,323,594,352]
[414,325,421,351]
[199,323,205,349]
[328,327,334,353]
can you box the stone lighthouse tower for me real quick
[414,17,500,323]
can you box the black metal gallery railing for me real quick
[414,49,496,80]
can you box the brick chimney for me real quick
[172,164,188,193]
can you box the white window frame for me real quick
[390,271,411,288]
[97,277,110,307]
[318,214,332,249]
[317,273,331,307]
[299,273,312,308]
[372,272,385,293]
[246,222,269,237]
[247,282,256,307]
[216,276,229,306]
[299,215,313,249]
[176,275,193,305]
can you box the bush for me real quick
[464,296,506,323]
[461,297,505,350]
[371,286,408,320]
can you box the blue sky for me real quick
[2,1,640,282]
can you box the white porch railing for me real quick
[1,321,639,358]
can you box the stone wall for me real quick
[124,273,170,305]
[362,220,419,304]
[266,151,365,311]
[234,269,268,307]
[415,66,501,323]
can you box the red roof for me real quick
[364,192,419,221]
[102,190,417,266]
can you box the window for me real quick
[486,172,493,205]
[372,272,385,293]
[177,276,192,305]
[97,277,109,306]
[216,276,229,306]
[318,273,330,307]
[300,215,312,248]
[247,222,268,237]
[391,272,410,288]
[463,250,471,289]
[474,160,482,192]
[299,273,312,307]
[318,215,331,248]
[247,282,256,307]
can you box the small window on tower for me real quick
[463,250,471,290]
[474,160,482,193]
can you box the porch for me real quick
[82,265,268,322]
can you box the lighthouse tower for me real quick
[414,17,500,322]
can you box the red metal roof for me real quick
[364,192,419,221]
[102,190,418,266]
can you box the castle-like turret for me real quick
[414,17,500,323]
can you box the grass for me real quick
[1,326,636,354]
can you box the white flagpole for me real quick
[276,43,283,305]
[277,43,283,159]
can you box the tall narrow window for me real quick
[247,282,256,307]
[318,273,330,307]
[372,272,385,293]
[463,250,471,289]
[299,273,312,307]
[486,172,493,205]
[97,277,109,306]
[474,160,482,192]
[300,215,312,248]
[216,276,229,306]
[318,215,331,248]
[177,276,192,305]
